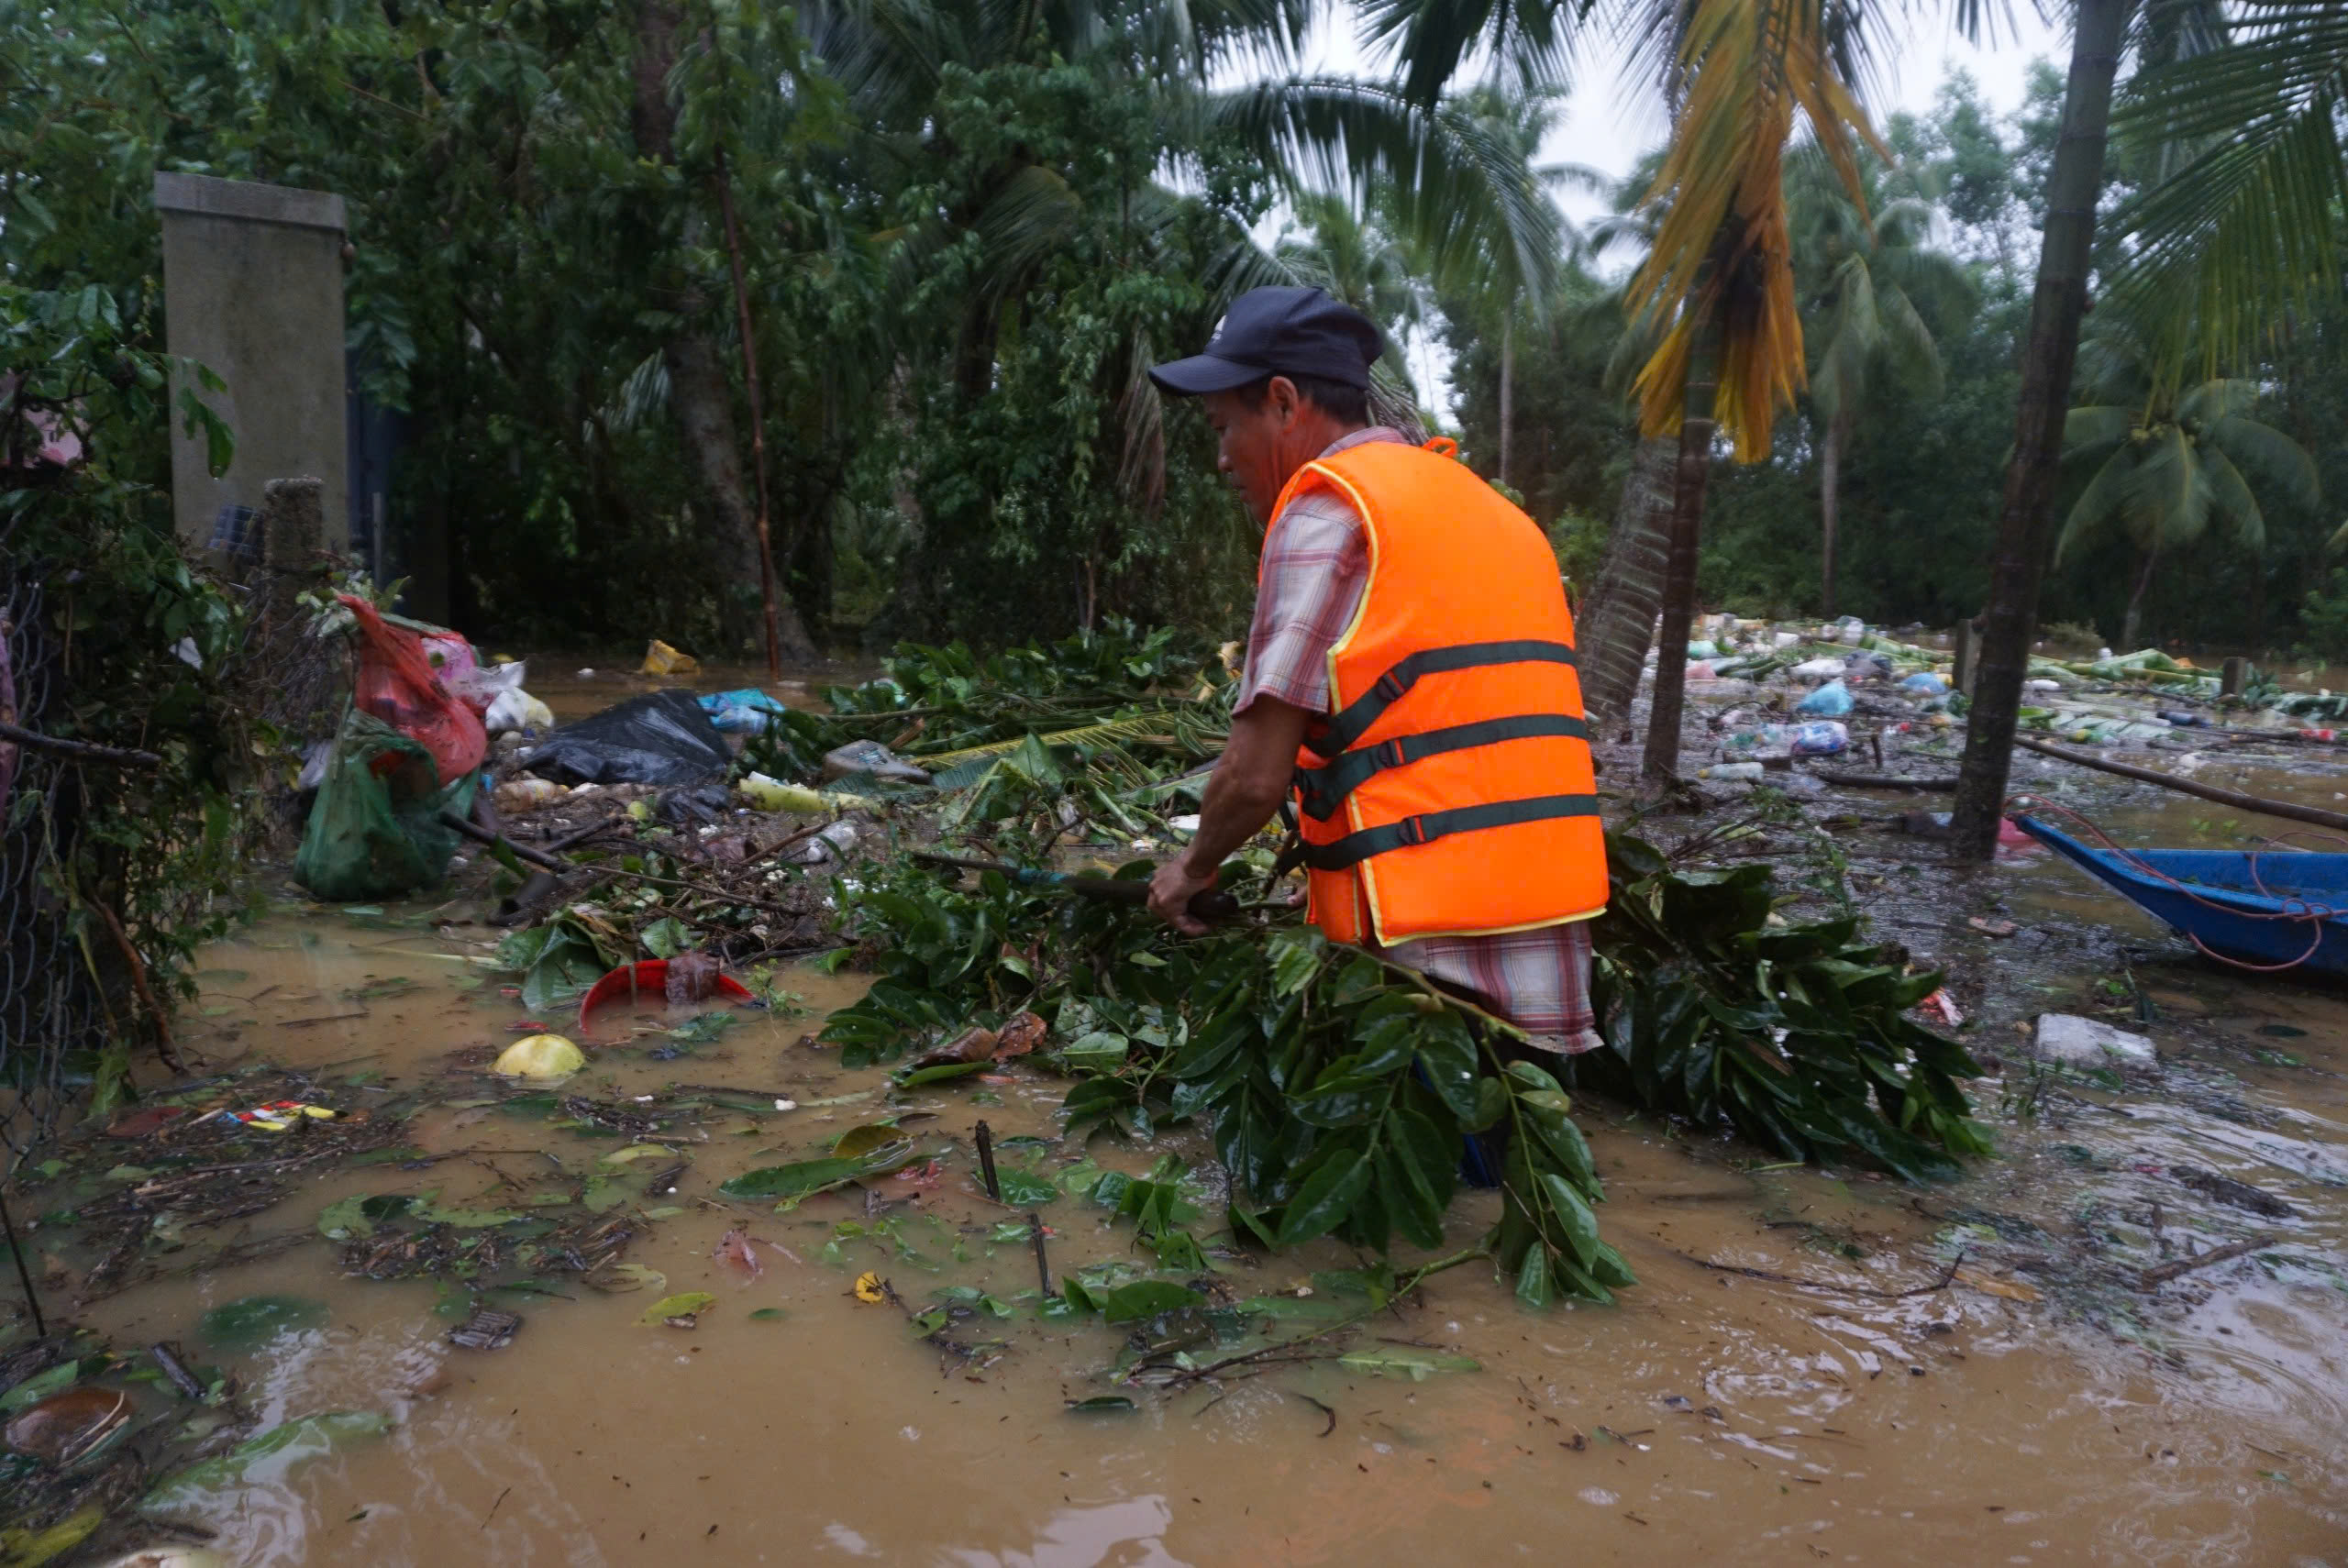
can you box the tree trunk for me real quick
[1642,327,1721,781]
[1947,0,2130,860]
[1498,317,1514,490]
[1575,436,1678,734]
[631,0,816,661]
[2121,544,2158,650]
[1819,411,1846,620]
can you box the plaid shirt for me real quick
[1237,427,1599,1052]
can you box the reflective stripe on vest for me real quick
[1263,437,1609,945]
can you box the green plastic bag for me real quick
[294,705,480,900]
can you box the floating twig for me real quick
[975,1121,1002,1202]
[2139,1233,2279,1288]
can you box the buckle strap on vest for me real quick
[1295,713,1593,821]
[1308,639,1578,757]
[1299,793,1602,872]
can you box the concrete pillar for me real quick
[2221,657,2248,699]
[155,172,349,554]
[260,478,327,636]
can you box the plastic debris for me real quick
[1796,679,1854,717]
[212,1100,336,1132]
[519,690,734,788]
[822,739,933,785]
[1789,657,1846,681]
[576,960,753,1034]
[493,1033,586,1081]
[494,777,569,813]
[640,638,700,676]
[5,1386,132,1464]
[1899,671,1950,695]
[2034,1013,2157,1067]
[483,687,555,735]
[699,688,793,734]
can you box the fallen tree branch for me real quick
[0,720,161,767]
[2014,735,2348,833]
[1814,769,1957,791]
[1682,1248,1967,1299]
[2139,1232,2278,1288]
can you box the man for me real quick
[1143,284,1609,1058]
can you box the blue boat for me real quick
[2015,815,2348,977]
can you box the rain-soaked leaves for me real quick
[1065,1396,1136,1413]
[586,1264,667,1294]
[1101,1281,1204,1322]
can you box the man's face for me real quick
[1202,381,1299,526]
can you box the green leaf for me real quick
[720,1142,911,1206]
[1101,1281,1206,1322]
[1335,1347,1480,1381]
[1537,1172,1602,1258]
[1513,1244,1555,1309]
[995,1166,1059,1207]
[748,1308,788,1321]
[1065,1395,1137,1412]
[0,1363,79,1414]
[637,1292,717,1325]
[141,1412,391,1512]
[1274,1143,1372,1247]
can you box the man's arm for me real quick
[1146,694,1312,933]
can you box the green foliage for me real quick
[1,282,281,1102]
[1578,834,1992,1181]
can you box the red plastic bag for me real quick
[338,594,485,785]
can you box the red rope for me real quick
[2007,793,2341,974]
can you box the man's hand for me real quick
[1148,858,1221,935]
[1144,693,1312,936]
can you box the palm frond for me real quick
[2062,403,2135,452]
[2130,423,2210,548]
[2198,444,2270,552]
[1203,76,1563,302]
[2057,446,2138,562]
[1354,0,1592,110]
[2108,2,2348,367]
[1624,0,1884,461]
[2205,410,2320,508]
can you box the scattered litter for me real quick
[852,1272,888,1304]
[1789,657,1846,682]
[1966,916,2018,938]
[493,1032,585,1081]
[640,638,700,676]
[822,739,933,785]
[5,1386,132,1464]
[518,690,734,788]
[1795,679,1853,717]
[448,1308,522,1351]
[577,960,753,1033]
[211,1100,337,1131]
[1917,988,1964,1027]
[2034,1013,2157,1067]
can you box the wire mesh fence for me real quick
[0,559,106,1161]
[0,495,345,1165]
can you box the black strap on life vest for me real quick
[1305,639,1578,758]
[1294,712,1592,821]
[1299,794,1603,872]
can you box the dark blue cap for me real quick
[1149,285,1384,395]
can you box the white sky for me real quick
[1255,5,2070,410]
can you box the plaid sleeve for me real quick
[1235,491,1368,716]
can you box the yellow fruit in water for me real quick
[493,1033,584,1081]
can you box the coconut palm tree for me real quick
[1790,152,1976,617]
[1946,0,2347,859]
[2056,350,2317,648]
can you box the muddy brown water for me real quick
[47,847,2345,1567]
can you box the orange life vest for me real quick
[1266,436,1607,945]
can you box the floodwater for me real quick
[56,814,2348,1567]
